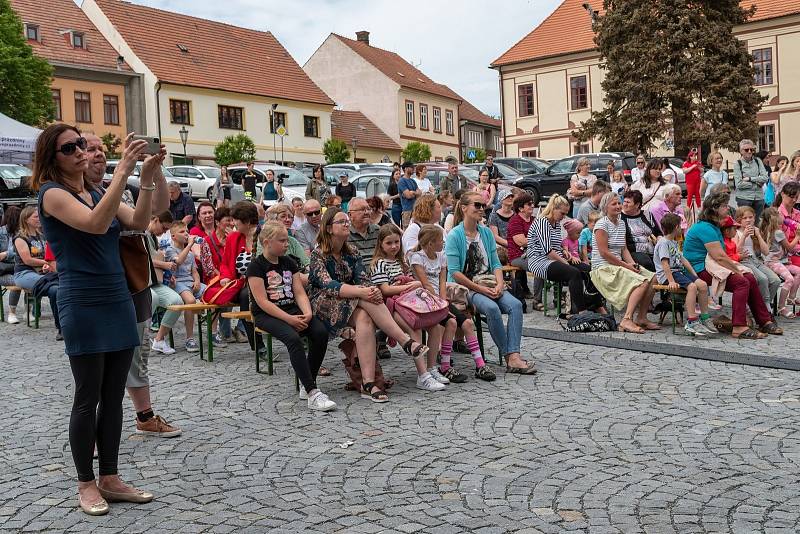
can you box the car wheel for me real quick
[526,188,540,207]
[206,187,213,200]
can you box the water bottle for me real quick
[163,268,172,286]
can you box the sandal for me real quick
[732,328,767,339]
[318,366,331,377]
[778,307,796,319]
[360,382,389,403]
[618,317,645,334]
[402,338,430,360]
[506,364,538,375]
[758,322,783,336]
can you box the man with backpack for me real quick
[733,138,769,222]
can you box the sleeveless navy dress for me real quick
[39,182,139,356]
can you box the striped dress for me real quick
[526,216,563,278]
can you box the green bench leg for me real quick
[168,329,174,349]
[671,295,677,335]
[0,287,5,323]
[205,311,215,363]
[197,313,206,361]
[255,332,272,375]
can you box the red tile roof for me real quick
[11,0,130,72]
[91,0,334,105]
[492,0,800,67]
[458,99,501,128]
[330,110,401,151]
[332,34,462,102]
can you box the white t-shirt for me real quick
[402,221,421,255]
[408,250,446,296]
[630,167,645,184]
[413,177,433,194]
[662,166,677,184]
[591,216,627,268]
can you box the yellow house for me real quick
[304,32,464,162]
[82,0,335,165]
[11,0,145,138]
[492,0,800,162]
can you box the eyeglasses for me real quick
[57,137,88,155]
[349,207,373,213]
[636,161,645,165]
[331,218,351,226]
[305,210,321,217]
[470,202,487,210]
[742,148,754,153]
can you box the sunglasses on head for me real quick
[57,137,88,155]
[305,210,321,217]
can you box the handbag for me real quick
[119,234,151,294]
[473,274,498,288]
[202,274,245,305]
[393,287,450,330]
[446,282,469,312]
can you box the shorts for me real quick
[174,281,206,300]
[670,270,697,289]
[126,321,150,388]
[439,303,468,328]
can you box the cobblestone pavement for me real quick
[2,309,800,533]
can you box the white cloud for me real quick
[84,0,564,116]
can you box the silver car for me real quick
[104,160,191,195]
[167,165,246,201]
[227,163,310,206]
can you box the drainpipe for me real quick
[498,70,506,157]
[155,81,162,139]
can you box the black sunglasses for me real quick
[305,210,321,217]
[742,148,754,152]
[470,202,487,211]
[57,137,88,155]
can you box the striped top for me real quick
[526,216,563,278]
[590,216,627,268]
[370,258,406,286]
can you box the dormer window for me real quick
[72,31,85,49]
[25,23,40,42]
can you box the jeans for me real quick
[252,313,328,393]
[0,273,21,307]
[14,270,60,331]
[391,204,402,226]
[150,284,183,330]
[736,198,765,223]
[468,290,523,357]
[69,349,135,482]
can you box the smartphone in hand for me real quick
[132,135,161,155]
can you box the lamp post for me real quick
[270,103,278,163]
[352,136,358,163]
[178,126,189,164]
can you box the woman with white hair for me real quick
[567,157,597,217]
[591,192,658,333]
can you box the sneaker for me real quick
[699,318,719,334]
[428,367,450,384]
[441,366,468,383]
[377,343,391,360]
[299,388,309,400]
[708,302,722,310]
[185,338,199,353]
[6,313,19,325]
[475,365,497,381]
[416,372,446,391]
[151,338,176,355]
[149,321,160,332]
[452,340,469,354]
[135,415,182,438]
[56,331,63,341]
[233,330,249,343]
[308,391,337,412]
[222,335,237,343]
[684,321,708,337]
[212,333,227,348]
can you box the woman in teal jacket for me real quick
[445,191,533,374]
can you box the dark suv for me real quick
[494,157,549,175]
[512,152,637,205]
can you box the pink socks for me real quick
[439,340,453,371]
[466,336,484,368]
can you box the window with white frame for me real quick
[468,130,484,148]
[445,109,454,135]
[758,124,776,152]
[405,100,415,127]
[494,136,502,152]
[432,107,441,132]
[419,103,428,130]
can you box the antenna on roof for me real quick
[177,44,189,53]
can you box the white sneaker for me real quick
[416,372,446,391]
[428,367,450,384]
[299,388,309,400]
[684,321,708,337]
[699,318,719,334]
[308,391,337,411]
[6,313,18,325]
[151,338,176,355]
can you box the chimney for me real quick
[356,31,370,45]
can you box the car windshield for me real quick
[202,168,221,179]
[0,166,30,186]
[492,162,521,177]
[460,168,480,181]
[519,159,547,173]
[549,158,576,174]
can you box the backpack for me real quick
[561,311,617,332]
[393,288,450,330]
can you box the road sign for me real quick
[468,150,476,159]
[276,125,287,137]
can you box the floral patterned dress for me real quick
[308,247,371,338]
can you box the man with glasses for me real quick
[481,155,500,182]
[348,198,380,264]
[296,199,322,254]
[733,139,769,221]
[631,156,647,184]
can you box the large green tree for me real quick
[214,134,256,166]
[401,141,431,163]
[323,138,350,164]
[0,0,54,126]
[576,0,765,156]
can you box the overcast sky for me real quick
[90,0,564,116]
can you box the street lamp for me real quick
[352,136,358,163]
[178,126,189,163]
[270,103,278,163]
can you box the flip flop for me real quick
[732,328,767,340]
[506,365,538,375]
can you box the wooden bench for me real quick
[166,303,219,361]
[0,285,21,324]
[653,284,687,334]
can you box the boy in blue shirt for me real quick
[398,161,420,228]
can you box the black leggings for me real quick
[237,287,264,351]
[546,261,591,314]
[252,313,329,393]
[68,349,135,482]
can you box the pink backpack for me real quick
[393,288,450,330]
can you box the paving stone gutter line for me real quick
[521,326,800,372]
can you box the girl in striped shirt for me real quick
[370,225,447,392]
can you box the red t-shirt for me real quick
[723,237,740,262]
[682,159,702,184]
[44,242,55,262]
[506,213,533,262]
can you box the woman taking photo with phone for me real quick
[34,124,163,515]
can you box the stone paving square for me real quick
[2,304,800,533]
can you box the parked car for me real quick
[227,162,310,205]
[464,161,523,186]
[0,164,35,212]
[104,160,191,197]
[167,165,233,200]
[349,169,393,198]
[494,157,549,175]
